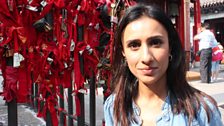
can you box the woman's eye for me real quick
[150,39,163,47]
[128,42,140,50]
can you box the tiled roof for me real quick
[200,0,224,7]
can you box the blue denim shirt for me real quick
[104,94,223,126]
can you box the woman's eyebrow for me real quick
[146,35,164,41]
[123,35,165,44]
[124,39,140,44]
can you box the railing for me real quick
[3,51,101,126]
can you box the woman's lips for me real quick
[138,67,158,75]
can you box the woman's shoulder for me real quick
[104,93,116,115]
[196,97,223,126]
[104,93,115,107]
[104,94,116,125]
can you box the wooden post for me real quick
[30,72,34,109]
[184,0,191,70]
[6,57,18,126]
[59,85,65,126]
[193,0,201,61]
[34,82,38,112]
[8,98,17,126]
[179,0,185,47]
[77,92,85,126]
[46,91,52,126]
[77,25,85,126]
[67,84,74,126]
[89,71,96,126]
[46,109,52,126]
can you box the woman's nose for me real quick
[141,46,152,64]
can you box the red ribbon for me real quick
[0,66,18,102]
[41,0,65,8]
[0,0,21,29]
[0,0,117,123]
[60,69,72,88]
[46,96,59,126]
[0,26,26,53]
[37,95,59,126]
[74,42,85,91]
[0,23,4,37]
[37,79,58,126]
[17,61,30,103]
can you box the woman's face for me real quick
[122,16,170,86]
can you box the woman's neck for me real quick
[135,77,168,107]
[134,78,168,126]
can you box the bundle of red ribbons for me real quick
[0,0,136,125]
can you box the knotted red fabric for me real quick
[1,66,18,102]
[0,0,19,26]
[17,61,30,103]
[0,0,120,123]
[46,95,59,126]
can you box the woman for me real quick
[104,4,223,126]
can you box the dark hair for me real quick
[201,22,210,29]
[111,4,217,126]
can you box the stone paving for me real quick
[0,103,45,126]
[0,95,45,126]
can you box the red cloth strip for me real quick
[0,66,18,102]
